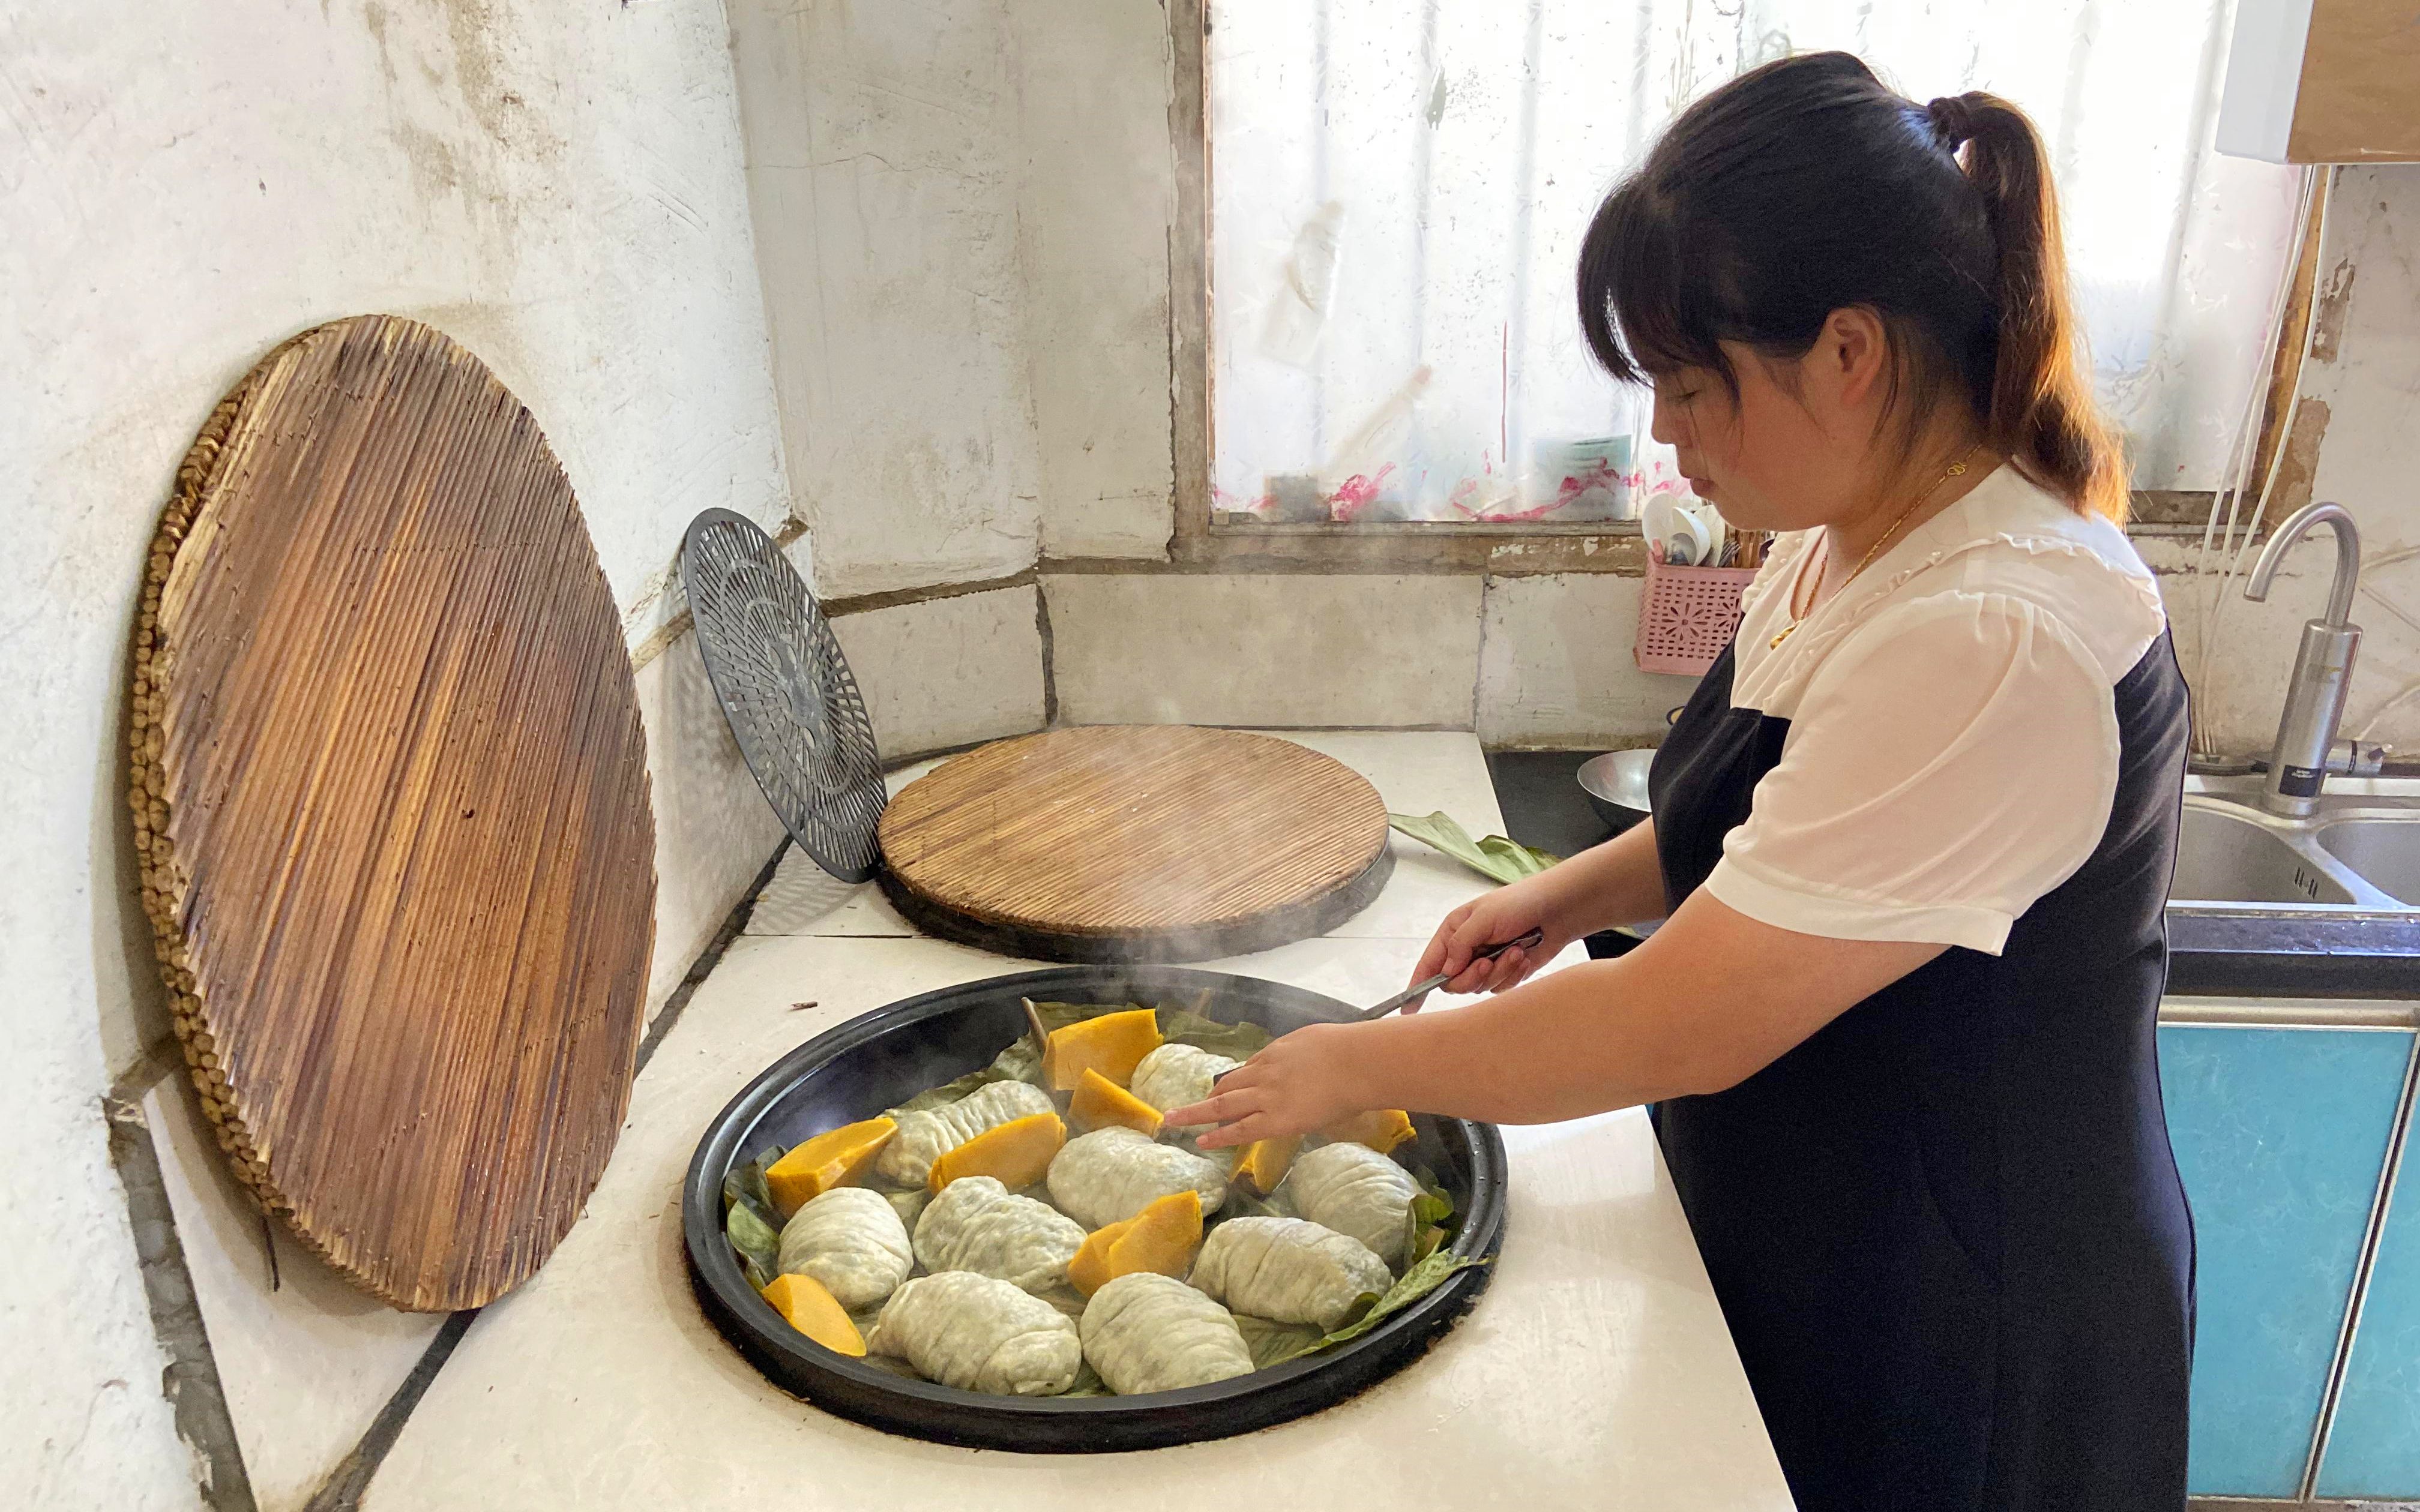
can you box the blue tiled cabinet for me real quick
[2318,1121,2420,1498]
[2157,1023,2414,1498]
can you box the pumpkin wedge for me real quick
[1068,1189,1203,1296]
[1322,1108,1416,1155]
[1043,1008,1163,1092]
[764,1117,897,1217]
[760,1273,866,1357]
[1231,1135,1301,1195]
[1106,1189,1203,1279]
[1070,1067,1164,1136]
[1067,1215,1134,1297]
[926,1110,1067,1194]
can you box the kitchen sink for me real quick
[2170,777,2420,916]
[2315,819,2420,906]
[2173,807,2359,904]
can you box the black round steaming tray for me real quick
[682,967,1506,1453]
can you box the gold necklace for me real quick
[1769,443,1982,650]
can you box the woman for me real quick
[1169,52,2194,1511]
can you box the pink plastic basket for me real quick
[1634,556,1759,676]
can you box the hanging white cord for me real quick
[2216,170,2335,579]
[2188,166,2332,756]
[2342,544,2420,751]
[2186,169,2312,749]
[2355,679,2420,745]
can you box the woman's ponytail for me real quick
[1931,91,2130,521]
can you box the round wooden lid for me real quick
[130,316,657,1311]
[876,726,1392,962]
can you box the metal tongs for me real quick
[1201,928,1546,1091]
[1353,928,1544,1021]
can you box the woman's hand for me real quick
[1160,1022,1366,1150]
[1407,870,1577,1005]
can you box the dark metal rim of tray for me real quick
[873,845,1397,965]
[683,967,1506,1453]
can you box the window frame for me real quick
[1161,2,2282,572]
[1163,0,1647,577]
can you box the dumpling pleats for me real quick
[1080,1272,1254,1394]
[865,1271,1083,1396]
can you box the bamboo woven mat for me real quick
[130,315,657,1311]
[876,726,1391,961]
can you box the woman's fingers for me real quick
[1497,946,1535,991]
[1161,1079,1261,1135]
[1409,904,1475,989]
[1193,1114,1273,1150]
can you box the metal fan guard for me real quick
[681,509,885,883]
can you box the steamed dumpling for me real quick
[913,1175,1088,1295]
[1080,1272,1254,1395]
[885,1187,931,1231]
[1286,1139,1422,1268]
[1190,1216,1390,1331]
[877,1079,1055,1188]
[775,1187,913,1310]
[1130,1043,1241,1118]
[1046,1126,1229,1230]
[865,1271,1083,1395]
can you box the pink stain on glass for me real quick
[1326,463,1397,523]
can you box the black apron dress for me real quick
[1648,633,2197,1512]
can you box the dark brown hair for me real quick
[1577,52,2126,520]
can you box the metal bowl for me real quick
[683,967,1507,1453]
[1577,749,1656,834]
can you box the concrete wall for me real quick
[726,0,1045,601]
[2,1,790,1505]
[2155,167,2420,758]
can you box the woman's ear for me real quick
[1817,306,1892,412]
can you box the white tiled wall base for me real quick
[828,587,1050,759]
[140,1078,445,1512]
[634,627,789,1027]
[1043,574,1485,728]
[1478,573,1703,746]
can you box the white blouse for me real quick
[1703,465,2167,956]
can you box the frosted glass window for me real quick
[1208,1,2300,524]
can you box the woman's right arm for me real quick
[1407,819,1669,998]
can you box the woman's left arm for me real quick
[1169,589,2132,1145]
[1173,892,1942,1144]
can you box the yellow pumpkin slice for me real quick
[1068,1190,1204,1295]
[1104,1189,1203,1280]
[1043,1009,1164,1092]
[1069,1067,1164,1136]
[764,1117,897,1217]
[1322,1109,1416,1155]
[1067,1214,1137,1297]
[1231,1135,1301,1195]
[926,1110,1067,1194]
[760,1273,867,1357]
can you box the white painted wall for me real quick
[726,0,1046,600]
[829,586,1049,758]
[2155,166,2420,757]
[1478,576,1701,746]
[1010,0,1179,561]
[727,0,1180,595]
[1,1,790,1504]
[1046,574,1485,728]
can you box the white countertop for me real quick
[367,732,1793,1511]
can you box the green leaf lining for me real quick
[1404,1168,1455,1268]
[1387,812,1559,886]
[726,1196,781,1289]
[1233,1313,1325,1370]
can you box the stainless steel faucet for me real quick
[2244,500,2372,817]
